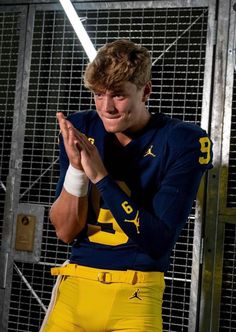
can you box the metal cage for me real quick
[0,0,235,331]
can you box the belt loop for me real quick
[97,272,112,283]
[51,267,60,276]
[125,270,138,284]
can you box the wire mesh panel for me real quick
[0,9,21,247]
[3,2,211,331]
[212,3,236,330]
[163,215,196,330]
[219,223,236,331]
[227,72,236,208]
[8,262,53,331]
[219,43,236,331]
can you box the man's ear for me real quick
[142,81,152,102]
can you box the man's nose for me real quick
[102,96,115,112]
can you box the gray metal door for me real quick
[201,0,236,330]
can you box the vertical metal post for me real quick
[188,1,217,330]
[0,5,34,331]
[199,0,231,331]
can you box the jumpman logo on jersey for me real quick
[129,289,142,300]
[124,211,140,234]
[143,145,156,157]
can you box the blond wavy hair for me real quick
[84,39,152,92]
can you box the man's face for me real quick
[93,81,151,134]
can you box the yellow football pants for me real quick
[41,264,165,332]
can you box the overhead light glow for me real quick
[59,0,97,62]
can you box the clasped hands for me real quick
[57,112,108,184]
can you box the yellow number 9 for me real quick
[199,137,211,164]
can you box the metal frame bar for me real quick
[199,1,231,331]
[0,5,33,332]
[32,0,210,11]
[0,0,211,8]
[189,0,217,330]
[219,0,236,218]
[215,4,236,329]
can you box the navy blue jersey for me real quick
[56,110,213,272]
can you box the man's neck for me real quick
[115,110,151,146]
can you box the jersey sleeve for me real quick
[95,123,213,259]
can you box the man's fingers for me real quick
[56,112,92,152]
[75,132,94,153]
[58,119,75,144]
[56,112,65,122]
[56,112,67,133]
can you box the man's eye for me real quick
[94,93,103,99]
[114,95,125,100]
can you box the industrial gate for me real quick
[0,0,235,331]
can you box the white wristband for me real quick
[63,164,89,197]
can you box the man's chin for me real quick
[103,124,122,133]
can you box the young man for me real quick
[41,39,213,332]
